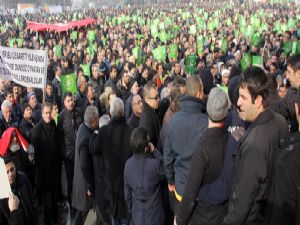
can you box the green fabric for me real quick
[9,38,16,48]
[60,73,78,95]
[292,41,298,55]
[240,52,252,71]
[221,38,228,52]
[297,41,300,54]
[197,36,204,54]
[14,18,19,25]
[151,25,158,37]
[71,31,78,41]
[226,18,232,26]
[55,44,62,59]
[190,25,197,35]
[17,38,23,48]
[153,46,167,62]
[159,22,165,30]
[87,30,96,43]
[284,41,293,57]
[53,113,58,125]
[251,33,260,46]
[159,31,168,43]
[288,18,296,30]
[252,55,263,66]
[185,54,197,75]
[80,64,91,77]
[132,47,142,66]
[169,44,178,59]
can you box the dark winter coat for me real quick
[90,116,133,220]
[72,123,94,212]
[224,109,288,225]
[124,150,165,225]
[139,103,161,148]
[270,132,300,225]
[176,127,229,225]
[0,172,38,225]
[31,119,62,193]
[19,119,34,143]
[58,109,77,160]
[164,96,208,197]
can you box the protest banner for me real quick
[0,158,11,199]
[185,54,197,75]
[169,44,178,59]
[132,47,142,66]
[60,73,78,95]
[241,52,252,71]
[252,55,264,66]
[0,46,47,89]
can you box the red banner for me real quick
[27,18,96,32]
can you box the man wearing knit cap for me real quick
[176,87,230,225]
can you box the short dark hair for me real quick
[240,66,269,106]
[143,81,156,99]
[173,76,186,88]
[46,81,53,87]
[3,152,16,165]
[63,91,73,101]
[42,102,52,111]
[4,87,13,97]
[286,54,300,71]
[185,75,203,97]
[110,65,117,73]
[130,127,148,155]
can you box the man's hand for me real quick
[148,142,155,153]
[168,184,175,192]
[8,193,20,212]
[87,190,92,197]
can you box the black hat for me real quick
[228,76,240,107]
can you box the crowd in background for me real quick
[1,0,300,225]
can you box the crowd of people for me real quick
[1,0,300,225]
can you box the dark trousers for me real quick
[64,159,75,204]
[41,191,58,225]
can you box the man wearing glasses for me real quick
[139,81,161,148]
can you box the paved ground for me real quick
[61,164,97,225]
[84,210,97,225]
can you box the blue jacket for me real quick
[124,150,165,225]
[164,96,208,196]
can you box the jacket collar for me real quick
[109,116,126,125]
[180,96,206,113]
[205,126,228,136]
[241,108,274,142]
[143,102,156,113]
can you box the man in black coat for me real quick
[270,54,300,225]
[72,106,99,225]
[0,155,38,225]
[57,92,77,215]
[124,128,165,225]
[90,97,133,225]
[223,67,288,225]
[76,83,102,125]
[31,102,62,225]
[139,81,161,147]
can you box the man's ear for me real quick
[295,103,300,131]
[196,90,204,100]
[254,95,263,109]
